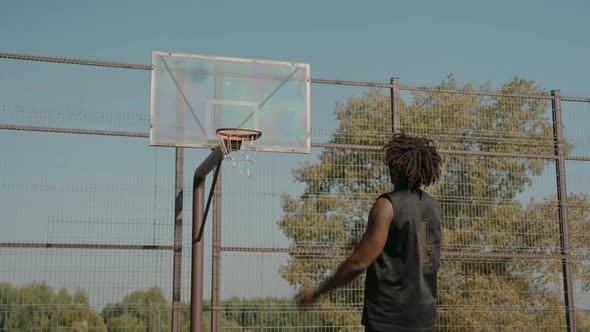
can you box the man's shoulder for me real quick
[421,191,442,209]
[421,190,436,200]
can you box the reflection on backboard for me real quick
[150,51,310,154]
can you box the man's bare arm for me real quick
[297,197,394,305]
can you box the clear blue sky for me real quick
[2,0,590,307]
[1,0,590,92]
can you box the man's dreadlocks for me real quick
[383,133,443,190]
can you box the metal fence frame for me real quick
[1,52,589,331]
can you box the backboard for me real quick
[150,51,310,153]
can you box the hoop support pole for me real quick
[191,147,224,332]
[196,158,222,243]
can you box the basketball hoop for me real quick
[216,128,262,177]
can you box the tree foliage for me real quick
[278,77,590,329]
[1,280,588,329]
[101,288,170,332]
[0,282,106,331]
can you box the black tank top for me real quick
[362,189,442,331]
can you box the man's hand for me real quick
[295,289,318,308]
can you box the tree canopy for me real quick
[279,77,590,330]
[0,282,106,331]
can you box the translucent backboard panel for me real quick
[150,52,310,153]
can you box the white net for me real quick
[216,128,262,177]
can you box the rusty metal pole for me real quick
[390,77,401,134]
[551,89,576,331]
[171,147,184,332]
[191,148,224,332]
[191,179,205,332]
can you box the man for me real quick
[297,133,443,332]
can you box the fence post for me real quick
[172,147,184,332]
[551,89,576,331]
[390,77,401,134]
[172,68,186,332]
[211,167,222,332]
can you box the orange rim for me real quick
[216,128,262,142]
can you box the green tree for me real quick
[102,288,170,332]
[0,282,106,331]
[279,77,590,330]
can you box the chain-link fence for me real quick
[1,53,589,331]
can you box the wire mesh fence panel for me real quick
[561,99,590,160]
[565,159,590,330]
[438,257,567,331]
[1,54,590,331]
[0,248,173,331]
[572,258,590,329]
[213,84,393,330]
[434,154,562,255]
[399,82,555,156]
[561,99,590,330]
[217,251,363,331]
[0,57,149,133]
[0,304,107,331]
[0,57,175,331]
[566,160,590,258]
